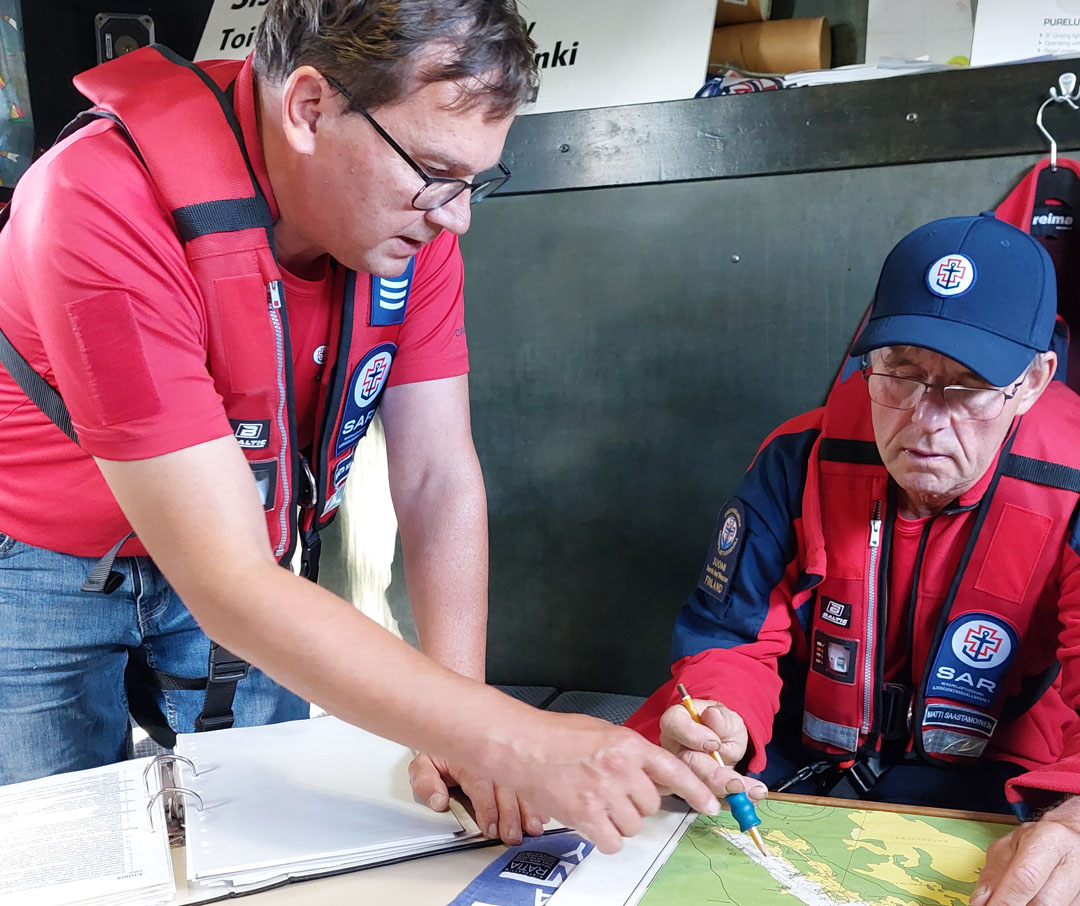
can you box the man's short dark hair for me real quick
[253,0,538,120]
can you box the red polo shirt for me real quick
[0,57,468,557]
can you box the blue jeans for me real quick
[0,532,309,785]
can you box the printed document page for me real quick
[0,756,174,906]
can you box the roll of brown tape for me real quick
[715,0,771,26]
[709,17,831,74]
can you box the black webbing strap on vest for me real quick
[300,528,322,582]
[0,325,78,443]
[193,643,251,731]
[127,643,250,748]
[81,531,135,594]
[172,196,272,242]
[1003,453,1080,492]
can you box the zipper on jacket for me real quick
[267,279,290,558]
[863,500,883,733]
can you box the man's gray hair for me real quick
[254,0,539,119]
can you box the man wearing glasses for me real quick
[0,0,720,855]
[631,213,1080,904]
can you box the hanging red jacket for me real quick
[997,157,1080,394]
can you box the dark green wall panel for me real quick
[458,152,1046,695]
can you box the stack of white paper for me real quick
[0,757,175,906]
[785,58,955,88]
[175,716,480,893]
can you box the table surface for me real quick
[170,792,1018,905]
[172,838,509,906]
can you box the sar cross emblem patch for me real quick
[927,253,976,297]
[335,343,397,455]
[959,623,1005,664]
[926,612,1018,708]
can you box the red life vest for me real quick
[799,371,1080,766]
[71,46,414,568]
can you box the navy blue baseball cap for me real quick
[851,213,1057,386]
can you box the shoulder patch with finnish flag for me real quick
[447,831,593,906]
[926,253,977,298]
[370,257,415,326]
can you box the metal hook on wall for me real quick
[1036,72,1080,170]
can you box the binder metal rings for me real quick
[142,752,199,794]
[147,786,204,832]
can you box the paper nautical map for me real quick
[637,799,1013,906]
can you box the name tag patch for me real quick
[336,343,396,455]
[321,454,355,517]
[923,703,998,739]
[249,460,277,511]
[926,613,1018,708]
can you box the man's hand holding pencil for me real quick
[657,689,769,840]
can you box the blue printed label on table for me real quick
[447,831,593,906]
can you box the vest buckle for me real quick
[299,457,317,509]
[880,683,911,741]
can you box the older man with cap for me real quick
[629,213,1080,905]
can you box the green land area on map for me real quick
[637,799,1014,906]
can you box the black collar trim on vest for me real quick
[819,438,883,466]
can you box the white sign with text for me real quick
[196,0,268,61]
[518,0,716,114]
[971,0,1080,66]
[196,0,717,114]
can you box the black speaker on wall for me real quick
[94,12,155,64]
[23,2,216,155]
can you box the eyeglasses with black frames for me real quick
[861,356,1026,421]
[323,75,511,211]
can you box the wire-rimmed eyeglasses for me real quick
[861,357,1026,421]
[324,75,511,211]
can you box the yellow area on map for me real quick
[639,799,1015,906]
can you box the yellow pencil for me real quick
[677,683,769,857]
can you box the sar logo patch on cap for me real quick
[927,254,977,297]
